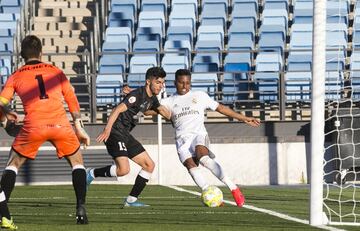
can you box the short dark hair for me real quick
[21,35,42,61]
[175,69,191,80]
[145,67,166,80]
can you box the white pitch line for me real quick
[10,196,197,200]
[166,185,346,231]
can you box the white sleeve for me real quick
[160,97,172,111]
[199,92,219,111]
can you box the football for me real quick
[201,186,223,207]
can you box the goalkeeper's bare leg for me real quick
[195,145,245,207]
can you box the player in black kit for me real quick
[86,67,170,207]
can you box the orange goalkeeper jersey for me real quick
[0,60,80,126]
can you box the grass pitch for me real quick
[6,184,352,231]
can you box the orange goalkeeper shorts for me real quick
[12,125,80,159]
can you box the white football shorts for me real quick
[176,133,214,163]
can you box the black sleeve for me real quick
[150,96,161,111]
[121,90,139,108]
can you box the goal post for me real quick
[310,0,327,226]
[311,0,360,226]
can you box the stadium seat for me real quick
[169,4,196,34]
[285,70,311,101]
[228,32,254,51]
[111,0,137,20]
[0,0,21,13]
[232,1,257,20]
[193,54,219,72]
[197,25,224,49]
[162,55,189,95]
[96,73,123,105]
[191,73,218,98]
[164,40,192,55]
[141,0,167,15]
[167,26,194,46]
[138,11,165,37]
[172,0,198,17]
[200,3,227,27]
[255,52,282,101]
[105,27,132,49]
[223,53,251,101]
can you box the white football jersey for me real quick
[161,90,219,138]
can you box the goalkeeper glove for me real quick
[74,119,90,149]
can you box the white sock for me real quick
[110,165,117,177]
[126,195,137,203]
[199,156,237,190]
[189,167,209,190]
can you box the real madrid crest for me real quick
[192,98,197,104]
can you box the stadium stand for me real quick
[0,0,357,121]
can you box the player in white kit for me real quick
[161,69,260,207]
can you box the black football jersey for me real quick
[114,86,160,132]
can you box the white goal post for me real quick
[310,0,327,226]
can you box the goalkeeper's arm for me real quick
[71,111,90,148]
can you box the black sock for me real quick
[1,170,17,201]
[94,165,113,177]
[72,169,86,207]
[0,190,10,219]
[129,175,149,198]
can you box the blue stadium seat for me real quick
[350,52,360,98]
[285,70,311,101]
[172,0,198,17]
[141,0,167,14]
[0,58,11,84]
[129,56,157,74]
[191,73,218,98]
[167,26,194,45]
[0,13,17,30]
[193,54,219,72]
[228,32,254,51]
[162,55,189,73]
[0,0,21,13]
[111,0,137,19]
[200,3,227,27]
[99,55,126,73]
[229,18,256,36]
[105,27,132,50]
[293,0,313,24]
[96,73,123,105]
[108,12,135,32]
[169,4,196,34]
[325,71,342,100]
[164,40,192,55]
[197,25,224,49]
[133,40,160,61]
[0,37,12,52]
[138,11,165,37]
[223,53,251,101]
[232,1,257,20]
[255,52,282,101]
[326,1,348,24]
[136,27,162,45]
[162,55,189,95]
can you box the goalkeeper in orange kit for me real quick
[0,35,90,229]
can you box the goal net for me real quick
[320,0,360,225]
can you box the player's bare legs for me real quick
[195,145,245,207]
[65,150,88,224]
[123,151,155,206]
